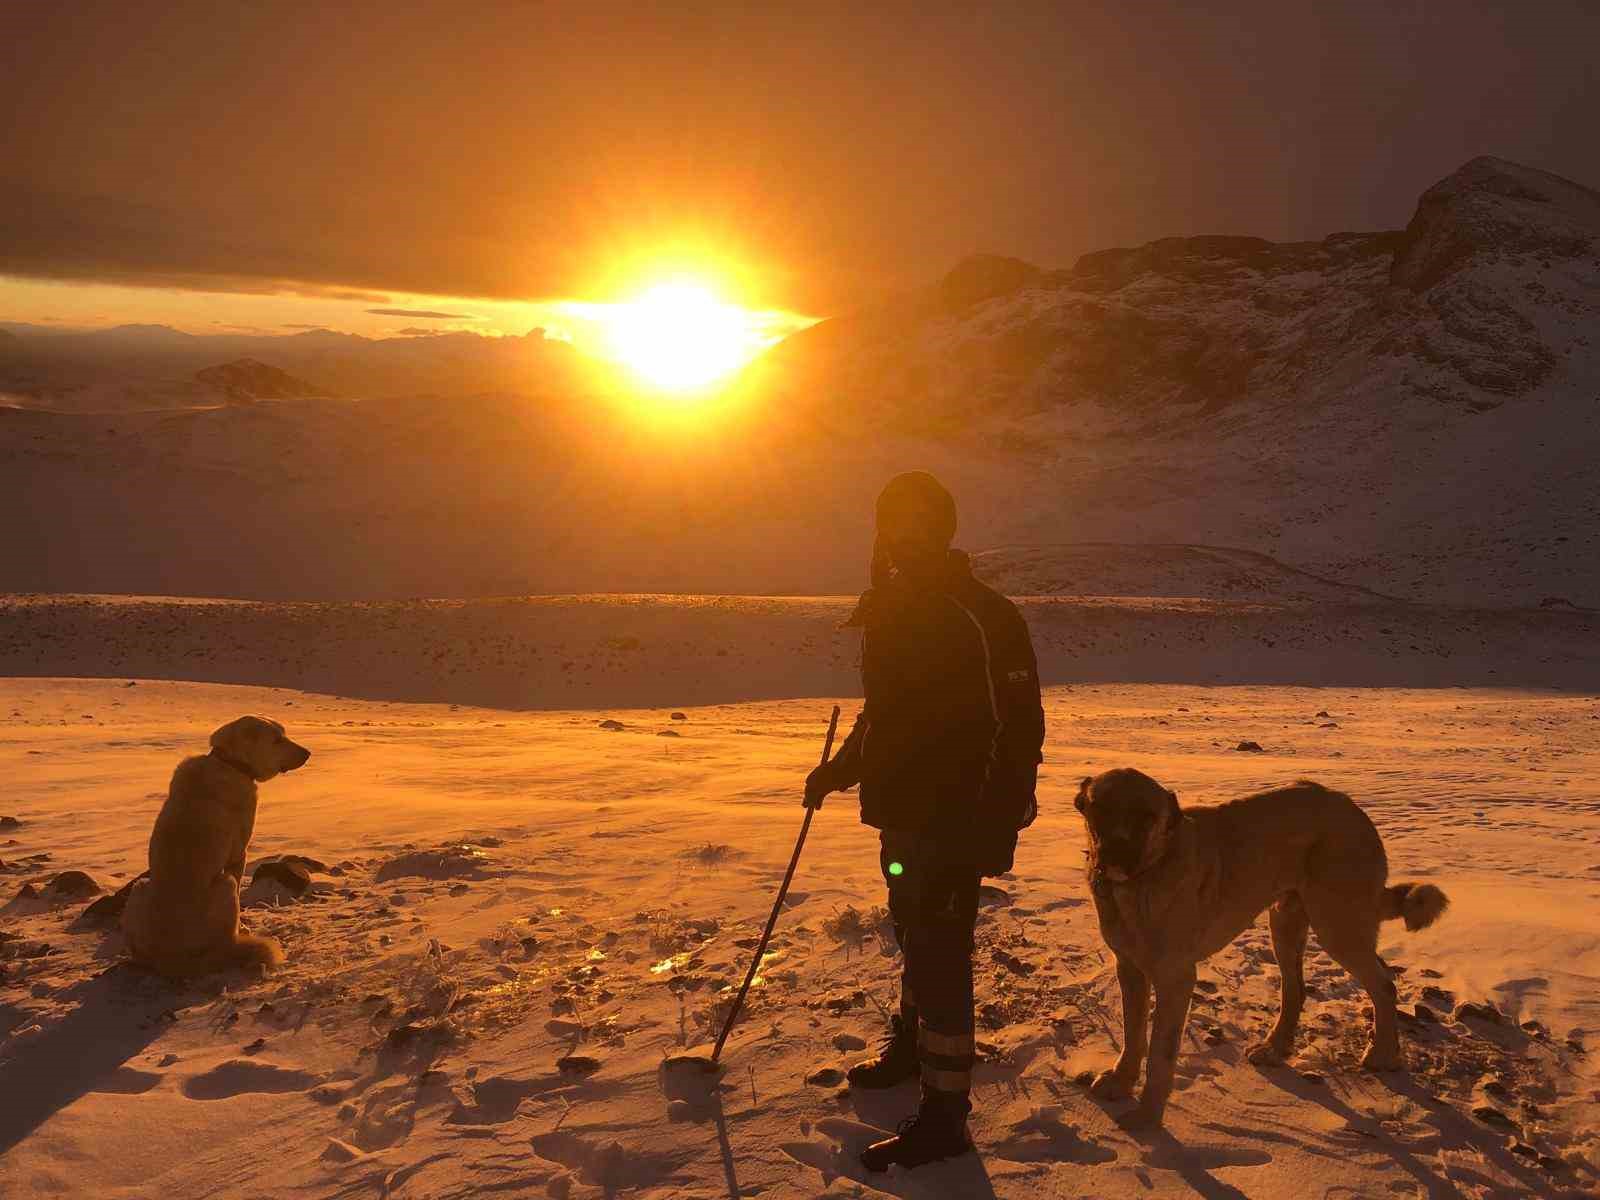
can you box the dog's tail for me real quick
[128,931,284,978]
[1381,882,1449,932]
[227,930,286,969]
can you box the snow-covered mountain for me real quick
[750,156,1600,606]
[762,156,1599,429]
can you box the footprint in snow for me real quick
[89,1066,163,1095]
[990,1107,1118,1165]
[1039,897,1087,912]
[779,1139,844,1179]
[180,1059,323,1101]
[528,1131,678,1191]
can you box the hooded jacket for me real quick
[829,551,1045,861]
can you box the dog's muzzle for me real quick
[1095,836,1142,877]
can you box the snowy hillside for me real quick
[968,545,1394,604]
[755,156,1600,607]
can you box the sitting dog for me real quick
[122,716,311,976]
[1076,769,1448,1127]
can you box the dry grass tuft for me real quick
[683,843,737,866]
[822,904,890,949]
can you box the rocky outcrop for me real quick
[936,255,1046,311]
[195,358,330,401]
[1390,156,1600,292]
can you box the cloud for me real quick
[0,9,1022,313]
[283,323,329,330]
[367,308,475,320]
[395,326,446,336]
[309,287,394,303]
[4,5,1596,315]
[0,184,399,303]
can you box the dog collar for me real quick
[1088,819,1181,891]
[1090,858,1165,892]
[209,748,258,780]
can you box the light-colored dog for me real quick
[122,716,310,976]
[1076,769,1448,1127]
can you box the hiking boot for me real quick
[860,1107,972,1172]
[846,1013,919,1089]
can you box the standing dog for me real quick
[1076,769,1447,1127]
[122,716,311,976]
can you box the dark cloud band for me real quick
[367,308,475,320]
[2,4,1596,312]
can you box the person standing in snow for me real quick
[804,470,1045,1171]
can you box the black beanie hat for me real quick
[875,470,957,546]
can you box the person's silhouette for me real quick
[806,471,1045,1171]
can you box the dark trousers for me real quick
[880,830,980,1113]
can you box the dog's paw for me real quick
[1117,1102,1165,1132]
[1089,1069,1132,1100]
[1359,1045,1403,1073]
[1246,1041,1287,1067]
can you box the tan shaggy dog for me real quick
[1076,769,1448,1127]
[122,716,311,976]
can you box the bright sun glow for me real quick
[602,280,768,392]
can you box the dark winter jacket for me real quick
[829,550,1045,869]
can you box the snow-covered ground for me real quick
[3,671,1597,1199]
[3,592,1598,709]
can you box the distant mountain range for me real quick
[0,322,578,407]
[3,156,1596,607]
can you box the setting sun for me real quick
[601,280,771,392]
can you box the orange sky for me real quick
[3,2,1596,332]
[0,275,816,356]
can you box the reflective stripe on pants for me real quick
[881,830,979,1103]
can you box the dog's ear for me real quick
[1166,788,1181,826]
[210,717,245,754]
[1074,776,1093,812]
